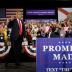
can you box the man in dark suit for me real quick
[49,27,60,38]
[65,27,72,38]
[5,12,26,66]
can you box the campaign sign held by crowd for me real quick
[36,38,72,72]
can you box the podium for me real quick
[36,38,72,72]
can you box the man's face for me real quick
[16,12,22,19]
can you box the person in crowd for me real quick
[65,26,72,38]
[60,24,66,38]
[0,22,8,46]
[37,28,41,38]
[47,27,52,38]
[49,23,60,38]
[41,29,46,37]
[26,26,32,45]
[5,11,26,67]
[32,24,38,46]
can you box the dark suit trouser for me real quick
[5,36,22,65]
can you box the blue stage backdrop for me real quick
[36,38,72,72]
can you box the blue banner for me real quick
[36,38,72,72]
[26,10,55,16]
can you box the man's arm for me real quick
[7,20,13,28]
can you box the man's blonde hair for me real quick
[16,10,21,18]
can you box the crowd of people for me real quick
[25,18,72,46]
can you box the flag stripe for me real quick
[58,8,69,15]
[0,8,23,23]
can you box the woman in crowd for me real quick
[0,22,8,46]
[26,26,32,45]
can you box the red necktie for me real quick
[18,19,22,35]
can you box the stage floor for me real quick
[0,62,36,72]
